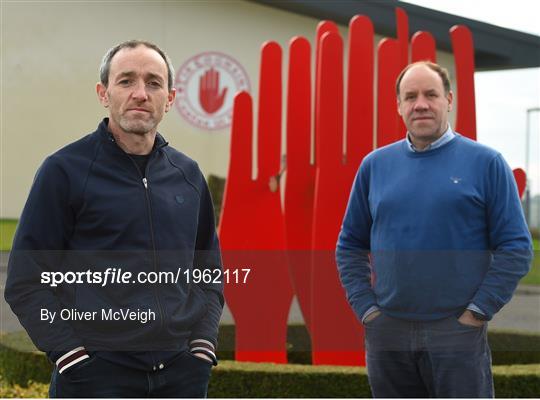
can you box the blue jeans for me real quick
[364,313,493,398]
[49,351,212,398]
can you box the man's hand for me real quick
[458,310,485,328]
[364,310,382,324]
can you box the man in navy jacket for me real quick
[5,40,223,397]
[336,61,532,397]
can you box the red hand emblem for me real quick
[199,68,228,114]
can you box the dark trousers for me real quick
[49,351,212,398]
[364,313,494,398]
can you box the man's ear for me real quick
[396,98,402,116]
[96,82,109,108]
[447,90,454,112]
[165,88,176,113]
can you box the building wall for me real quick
[1,0,456,218]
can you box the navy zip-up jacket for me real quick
[5,119,224,367]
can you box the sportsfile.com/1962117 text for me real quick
[40,268,251,287]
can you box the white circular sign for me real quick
[174,52,250,131]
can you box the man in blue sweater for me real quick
[336,61,532,398]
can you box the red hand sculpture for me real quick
[219,8,528,368]
[219,42,294,363]
[309,21,373,365]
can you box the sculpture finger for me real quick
[257,41,282,181]
[411,31,436,62]
[451,25,476,140]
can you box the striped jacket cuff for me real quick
[189,339,217,366]
[56,347,89,374]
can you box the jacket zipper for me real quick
[128,155,165,333]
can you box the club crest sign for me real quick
[175,52,250,131]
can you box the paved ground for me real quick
[1,252,539,334]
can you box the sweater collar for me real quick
[405,125,455,153]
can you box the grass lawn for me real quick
[0,219,17,251]
[521,238,540,285]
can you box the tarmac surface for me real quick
[1,251,539,334]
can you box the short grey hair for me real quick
[99,40,175,91]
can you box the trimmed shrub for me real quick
[0,342,51,385]
[209,361,371,397]
[0,380,48,398]
[1,327,539,397]
[0,359,538,398]
[217,325,540,366]
[207,174,225,224]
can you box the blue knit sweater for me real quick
[336,134,532,321]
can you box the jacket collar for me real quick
[97,118,169,151]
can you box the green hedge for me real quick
[217,324,540,366]
[1,358,539,398]
[2,327,539,397]
[487,330,540,365]
[0,380,48,398]
[207,174,225,224]
[211,362,540,398]
[5,325,535,371]
[0,325,540,397]
[0,346,51,387]
[210,361,371,397]
[2,325,539,378]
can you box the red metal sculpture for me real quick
[218,42,294,363]
[219,7,528,366]
[284,35,315,331]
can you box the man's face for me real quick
[397,65,453,146]
[97,45,175,136]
